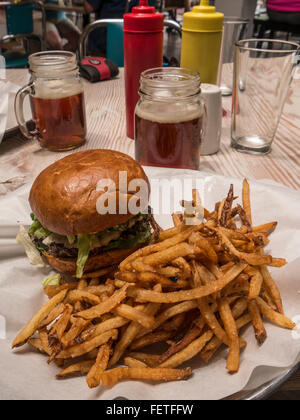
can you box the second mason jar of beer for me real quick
[135,67,206,170]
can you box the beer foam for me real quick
[34,79,83,100]
[135,101,204,124]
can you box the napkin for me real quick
[0,78,21,145]
[0,168,299,400]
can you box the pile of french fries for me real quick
[12,180,295,388]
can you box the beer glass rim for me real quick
[235,38,300,54]
[139,67,201,101]
[29,51,78,74]
[141,67,201,87]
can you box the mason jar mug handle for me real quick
[14,83,36,141]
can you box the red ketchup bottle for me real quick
[124,0,164,139]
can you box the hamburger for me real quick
[19,150,153,279]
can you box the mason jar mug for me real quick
[15,51,87,151]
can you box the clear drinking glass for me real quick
[231,39,300,155]
[218,17,250,96]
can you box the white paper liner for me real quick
[0,168,299,400]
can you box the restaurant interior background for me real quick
[1,0,300,402]
[1,0,300,67]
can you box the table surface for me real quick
[2,67,300,190]
[1,67,299,399]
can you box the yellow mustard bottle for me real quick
[180,0,224,85]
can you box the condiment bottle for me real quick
[180,0,224,85]
[124,0,164,139]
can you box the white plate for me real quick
[0,170,299,400]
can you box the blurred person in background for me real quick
[267,0,300,24]
[41,0,81,52]
[84,0,127,55]
[0,6,5,40]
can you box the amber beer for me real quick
[135,111,204,170]
[30,91,86,151]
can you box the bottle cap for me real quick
[124,0,164,33]
[183,0,224,33]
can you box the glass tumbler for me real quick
[231,39,300,155]
[218,17,250,96]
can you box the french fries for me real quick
[67,290,101,306]
[43,284,77,299]
[74,284,129,320]
[57,329,118,359]
[61,317,90,348]
[114,304,155,330]
[80,316,129,342]
[38,303,65,329]
[259,264,284,314]
[256,297,295,329]
[28,338,46,354]
[127,263,247,303]
[38,329,52,356]
[86,343,111,388]
[12,179,294,389]
[248,300,267,345]
[101,367,193,386]
[130,330,174,351]
[109,297,161,367]
[242,179,252,226]
[128,352,162,367]
[158,325,202,365]
[12,290,68,348]
[124,356,148,368]
[159,331,214,368]
[48,304,73,343]
[57,361,95,378]
[218,298,240,373]
[248,269,263,300]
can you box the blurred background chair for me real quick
[161,0,190,23]
[253,12,300,41]
[79,19,124,66]
[0,0,46,68]
[78,18,182,67]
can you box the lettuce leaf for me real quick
[76,235,92,279]
[42,273,61,286]
[28,213,151,278]
[102,226,151,251]
[29,214,51,239]
[16,225,46,268]
[67,235,76,245]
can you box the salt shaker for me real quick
[200,84,222,155]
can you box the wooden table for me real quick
[1,67,300,189]
[0,67,299,399]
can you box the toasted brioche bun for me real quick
[42,244,144,277]
[29,150,150,236]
